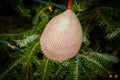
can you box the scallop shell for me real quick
[40,10,82,61]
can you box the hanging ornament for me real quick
[40,0,82,61]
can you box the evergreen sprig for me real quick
[106,28,120,40]
[0,59,22,80]
[89,52,119,63]
[37,58,55,80]
[15,34,39,48]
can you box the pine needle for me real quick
[42,58,49,80]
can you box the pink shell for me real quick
[40,10,82,61]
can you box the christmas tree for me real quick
[0,0,120,80]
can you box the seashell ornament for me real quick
[40,10,82,61]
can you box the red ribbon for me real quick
[67,0,72,10]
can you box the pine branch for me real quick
[76,54,93,80]
[65,60,78,80]
[0,59,22,80]
[106,28,120,40]
[89,52,119,63]
[38,58,55,80]
[23,42,39,69]
[0,30,33,37]
[16,4,30,17]
[73,0,88,12]
[82,66,93,80]
[32,6,49,26]
[15,35,39,48]
[79,9,95,21]
[101,7,120,12]
[75,63,79,80]
[22,42,39,80]
[25,64,29,80]
[80,54,111,77]
[52,61,70,79]
[42,58,49,80]
[95,9,110,27]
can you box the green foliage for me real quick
[80,54,111,77]
[15,5,30,17]
[73,0,88,12]
[89,52,119,63]
[15,34,39,48]
[74,52,119,79]
[0,0,120,80]
[0,59,22,80]
[6,0,30,17]
[106,28,120,40]
[37,58,55,80]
